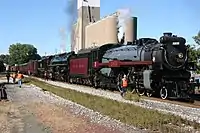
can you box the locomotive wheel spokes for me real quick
[93,73,98,89]
[69,78,73,84]
[135,77,145,96]
[94,80,98,89]
[146,90,153,97]
[117,85,123,92]
[136,88,145,96]
[129,83,137,93]
[130,87,136,94]
[160,87,168,99]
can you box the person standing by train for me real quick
[44,71,48,81]
[6,72,10,83]
[12,72,17,84]
[121,75,128,97]
[17,71,24,88]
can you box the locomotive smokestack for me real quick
[133,17,137,42]
[163,32,172,37]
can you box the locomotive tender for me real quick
[10,32,195,100]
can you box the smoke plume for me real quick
[116,8,132,42]
[65,0,77,34]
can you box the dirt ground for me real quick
[0,82,123,133]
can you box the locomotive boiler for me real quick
[96,32,195,99]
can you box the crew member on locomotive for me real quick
[120,75,128,97]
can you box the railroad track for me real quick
[26,75,200,109]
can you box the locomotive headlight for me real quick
[178,53,183,58]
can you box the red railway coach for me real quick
[27,60,38,75]
[18,63,28,74]
[10,65,18,72]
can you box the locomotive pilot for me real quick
[121,75,128,97]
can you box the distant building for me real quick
[85,13,119,48]
[71,0,138,53]
[71,0,100,53]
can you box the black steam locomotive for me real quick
[11,32,196,101]
[94,32,195,99]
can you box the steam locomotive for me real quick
[10,32,196,100]
[97,32,195,99]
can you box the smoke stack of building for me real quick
[124,17,137,45]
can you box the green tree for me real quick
[188,45,200,62]
[188,31,200,73]
[8,43,41,65]
[193,31,200,45]
[188,31,200,62]
[0,54,9,64]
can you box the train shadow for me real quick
[22,80,30,84]
[190,94,200,101]
[0,80,30,85]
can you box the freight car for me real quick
[10,60,38,75]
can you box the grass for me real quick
[124,91,142,102]
[24,77,200,133]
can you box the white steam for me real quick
[117,8,132,42]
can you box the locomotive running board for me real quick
[93,60,152,68]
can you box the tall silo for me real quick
[124,17,137,44]
[85,14,118,48]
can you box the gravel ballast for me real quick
[0,79,147,133]
[28,84,147,133]
[30,76,200,124]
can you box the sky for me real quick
[0,0,199,56]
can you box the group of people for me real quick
[6,71,24,88]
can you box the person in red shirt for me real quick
[120,75,128,97]
[17,71,24,88]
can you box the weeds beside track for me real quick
[24,77,200,133]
